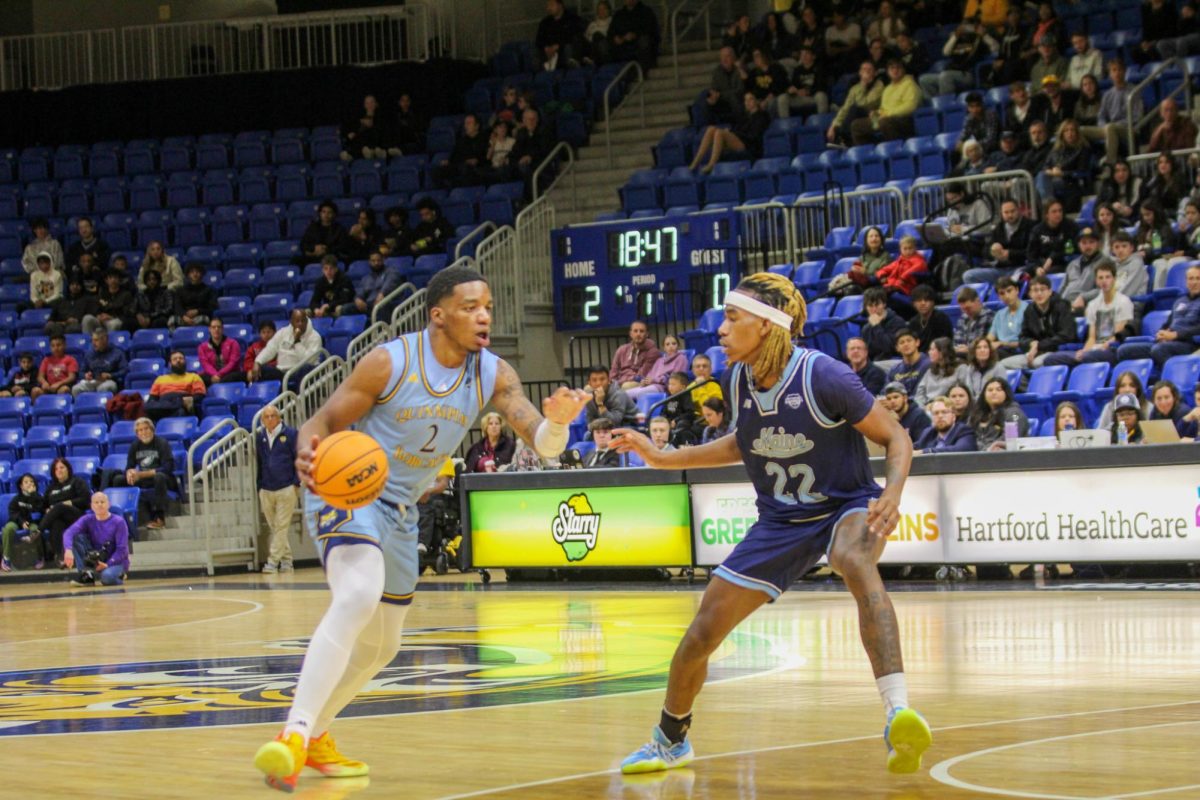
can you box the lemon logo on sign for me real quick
[551,493,600,561]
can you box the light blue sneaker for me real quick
[620,726,694,774]
[884,707,932,774]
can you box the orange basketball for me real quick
[311,430,389,510]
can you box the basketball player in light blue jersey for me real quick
[254,265,588,792]
[613,272,932,778]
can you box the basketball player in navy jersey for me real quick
[613,272,932,776]
[254,265,587,792]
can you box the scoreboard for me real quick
[551,210,741,331]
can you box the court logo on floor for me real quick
[0,623,790,737]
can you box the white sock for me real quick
[283,545,386,745]
[876,672,908,717]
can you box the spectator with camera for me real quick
[40,458,91,570]
[1,473,45,572]
[584,418,623,468]
[64,492,130,586]
[914,396,978,454]
[465,412,516,473]
[107,417,175,530]
[256,404,298,574]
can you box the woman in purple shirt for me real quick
[626,334,688,401]
[63,492,130,586]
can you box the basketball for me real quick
[311,430,389,510]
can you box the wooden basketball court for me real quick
[1,571,1197,799]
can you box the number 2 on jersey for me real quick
[420,425,439,453]
[764,462,827,505]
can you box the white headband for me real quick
[724,291,793,332]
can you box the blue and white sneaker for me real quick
[884,707,932,774]
[620,726,694,774]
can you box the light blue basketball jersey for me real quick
[360,330,499,507]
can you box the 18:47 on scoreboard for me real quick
[551,210,740,331]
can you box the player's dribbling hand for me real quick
[542,387,589,425]
[295,434,321,492]
[866,496,901,539]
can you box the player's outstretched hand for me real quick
[866,496,900,539]
[295,434,321,492]
[610,428,659,466]
[542,386,590,425]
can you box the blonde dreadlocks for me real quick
[735,272,807,386]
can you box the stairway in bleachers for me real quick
[551,44,715,227]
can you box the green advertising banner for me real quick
[469,484,693,567]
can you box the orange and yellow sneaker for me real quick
[305,732,369,778]
[254,731,308,792]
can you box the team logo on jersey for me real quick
[784,393,804,410]
[749,426,814,458]
[0,623,793,737]
[551,493,601,561]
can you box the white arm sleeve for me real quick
[533,419,569,458]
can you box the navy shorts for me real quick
[713,497,873,600]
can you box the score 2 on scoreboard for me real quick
[552,211,740,331]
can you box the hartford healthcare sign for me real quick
[691,465,1200,565]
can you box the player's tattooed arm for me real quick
[852,400,912,538]
[491,359,544,446]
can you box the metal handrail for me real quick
[185,417,237,517]
[603,60,646,167]
[1128,146,1200,184]
[906,170,1039,220]
[370,280,415,326]
[282,346,329,392]
[533,140,577,209]
[671,0,717,87]
[1127,58,1191,156]
[514,196,557,305]
[390,286,429,334]
[346,320,393,367]
[454,222,498,261]
[195,425,257,575]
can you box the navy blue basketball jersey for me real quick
[727,347,881,524]
[359,331,499,507]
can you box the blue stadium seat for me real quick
[1161,355,1200,395]
[131,328,170,360]
[224,242,263,270]
[12,458,53,491]
[252,293,293,327]
[170,327,209,357]
[110,420,138,451]
[223,268,261,296]
[31,395,71,427]
[72,392,111,425]
[67,423,108,458]
[1014,365,1070,419]
[0,429,22,462]
[1050,362,1111,405]
[202,383,245,417]
[156,416,198,445]
[106,486,140,532]
[264,241,301,267]
[24,425,65,459]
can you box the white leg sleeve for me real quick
[312,603,410,737]
[284,544,385,743]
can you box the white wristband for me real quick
[533,418,569,458]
